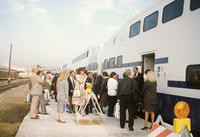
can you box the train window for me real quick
[95,62,98,70]
[113,37,116,45]
[186,65,200,89]
[89,64,92,71]
[190,0,200,11]
[90,63,93,70]
[104,59,109,69]
[129,21,141,38]
[143,11,159,32]
[162,0,184,23]
[86,50,89,57]
[93,63,96,70]
[109,57,116,68]
[87,65,90,71]
[116,56,123,68]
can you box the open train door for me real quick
[141,53,155,74]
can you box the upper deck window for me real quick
[109,57,116,68]
[186,65,200,89]
[143,11,159,32]
[129,21,141,38]
[116,56,123,68]
[162,0,184,23]
[86,50,89,57]
[104,59,109,69]
[190,0,200,11]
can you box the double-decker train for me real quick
[66,0,200,132]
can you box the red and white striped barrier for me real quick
[148,123,179,137]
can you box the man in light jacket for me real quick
[30,66,44,119]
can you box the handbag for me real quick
[114,103,120,119]
[27,93,31,103]
[73,89,81,97]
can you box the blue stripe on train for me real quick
[168,80,188,88]
[120,57,169,68]
[102,57,168,69]
[155,57,168,64]
[157,93,200,130]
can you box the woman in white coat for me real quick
[107,72,118,117]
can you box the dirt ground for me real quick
[0,84,30,137]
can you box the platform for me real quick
[16,100,149,137]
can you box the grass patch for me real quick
[0,103,30,137]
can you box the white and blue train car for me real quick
[68,49,90,71]
[69,46,103,73]
[67,0,200,132]
[86,46,104,74]
[99,0,200,131]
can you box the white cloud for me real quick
[104,26,120,34]
[46,23,61,36]
[79,9,94,26]
[78,0,115,26]
[0,9,7,14]
[118,0,156,14]
[26,0,43,3]
[10,0,25,11]
[78,0,156,26]
[28,7,49,19]
[0,0,25,13]
[27,7,60,36]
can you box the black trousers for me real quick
[120,95,135,128]
[99,92,108,112]
[107,96,117,116]
[85,100,93,114]
[55,92,57,102]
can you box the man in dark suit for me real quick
[133,67,144,118]
[133,67,144,99]
[68,71,75,113]
[94,70,104,97]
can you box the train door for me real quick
[141,53,155,74]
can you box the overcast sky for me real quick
[0,0,156,68]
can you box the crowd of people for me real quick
[29,66,157,131]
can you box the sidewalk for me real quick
[16,100,148,137]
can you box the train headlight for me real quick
[174,101,190,118]
[173,101,191,133]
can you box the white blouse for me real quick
[107,78,118,96]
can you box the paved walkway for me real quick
[16,100,149,137]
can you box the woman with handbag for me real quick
[72,67,86,114]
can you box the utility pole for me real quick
[8,44,12,83]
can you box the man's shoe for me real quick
[129,127,134,131]
[43,113,49,115]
